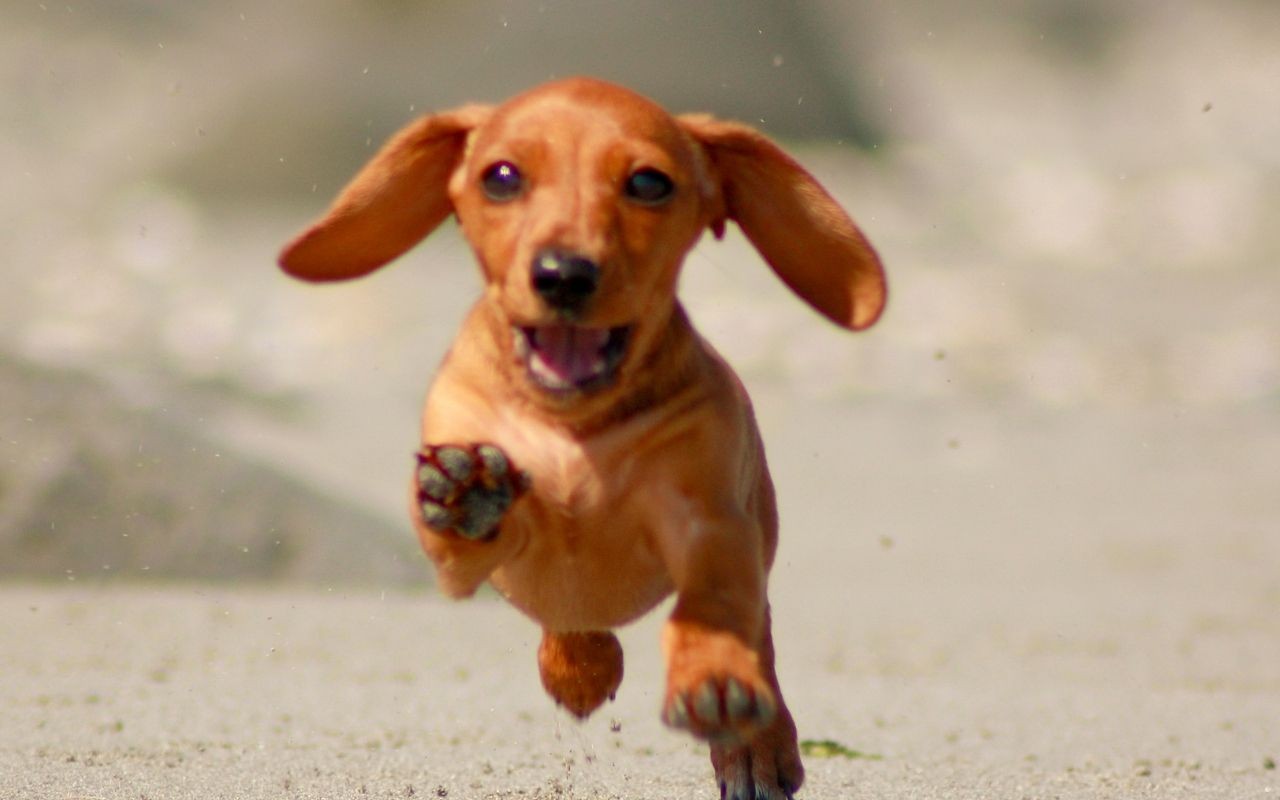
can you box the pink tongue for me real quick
[532,326,609,384]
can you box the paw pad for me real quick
[664,676,777,741]
[415,443,527,540]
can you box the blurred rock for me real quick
[0,357,423,587]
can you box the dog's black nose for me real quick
[531,250,600,312]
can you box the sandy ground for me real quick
[4,400,1278,800]
[1,578,1275,800]
[4,7,1278,797]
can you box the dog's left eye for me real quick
[624,168,675,205]
[482,161,524,201]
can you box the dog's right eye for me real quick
[481,161,524,201]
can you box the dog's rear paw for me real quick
[415,443,528,540]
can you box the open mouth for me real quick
[514,325,631,393]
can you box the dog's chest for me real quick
[527,447,607,520]
[490,415,674,629]
[493,408,640,522]
[513,432,649,551]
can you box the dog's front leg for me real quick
[411,442,527,598]
[655,500,774,737]
[654,499,804,799]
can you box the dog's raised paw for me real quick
[415,443,527,540]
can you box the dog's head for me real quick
[280,77,885,403]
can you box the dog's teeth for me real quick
[530,354,571,389]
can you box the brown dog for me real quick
[279,77,885,800]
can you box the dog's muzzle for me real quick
[514,324,631,394]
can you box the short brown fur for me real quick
[279,77,886,800]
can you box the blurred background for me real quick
[2,1,1277,604]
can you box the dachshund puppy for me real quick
[279,77,886,800]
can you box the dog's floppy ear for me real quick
[679,114,886,331]
[279,104,492,282]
